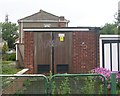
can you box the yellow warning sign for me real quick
[60,37,64,42]
[58,33,65,42]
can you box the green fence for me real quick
[0,74,109,95]
[50,74,107,95]
[0,74,48,95]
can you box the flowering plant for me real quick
[91,67,120,89]
[116,71,120,79]
[91,67,111,81]
[91,67,120,79]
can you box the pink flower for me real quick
[107,84,110,89]
[91,67,111,81]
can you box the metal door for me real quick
[34,32,51,74]
[34,32,71,74]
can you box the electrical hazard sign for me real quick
[58,33,65,42]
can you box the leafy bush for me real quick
[91,67,111,81]
[59,77,71,94]
[2,53,16,61]
[91,67,120,94]
[80,76,99,94]
[91,67,120,82]
[48,71,71,95]
[2,64,20,74]
[2,54,9,61]
[8,53,16,61]
[2,42,8,54]
[51,77,71,95]
[2,60,21,74]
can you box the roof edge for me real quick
[18,9,69,23]
[23,27,100,32]
[18,20,70,23]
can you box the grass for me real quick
[1,60,21,74]
[2,61,13,64]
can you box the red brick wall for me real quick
[24,32,34,73]
[72,32,99,73]
[24,31,99,74]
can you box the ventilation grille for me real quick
[37,65,50,73]
[57,64,68,73]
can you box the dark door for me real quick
[34,32,72,74]
[34,32,52,74]
[54,32,72,74]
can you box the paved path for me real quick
[23,80,46,94]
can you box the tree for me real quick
[2,42,8,53]
[2,22,18,49]
[100,23,118,34]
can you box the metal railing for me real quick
[0,73,113,95]
[0,74,48,95]
[50,74,107,95]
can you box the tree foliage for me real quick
[2,42,8,53]
[2,22,18,49]
[100,23,118,34]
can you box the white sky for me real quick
[0,0,119,27]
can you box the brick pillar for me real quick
[24,32,34,73]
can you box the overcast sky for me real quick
[0,0,119,27]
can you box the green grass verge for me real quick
[2,61,13,64]
[0,60,21,74]
[2,65,21,74]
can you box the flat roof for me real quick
[23,27,100,32]
[100,35,120,38]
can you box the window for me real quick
[44,24,51,27]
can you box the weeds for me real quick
[58,77,71,94]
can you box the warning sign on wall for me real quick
[60,36,64,41]
[58,33,65,42]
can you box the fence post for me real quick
[110,72,116,94]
